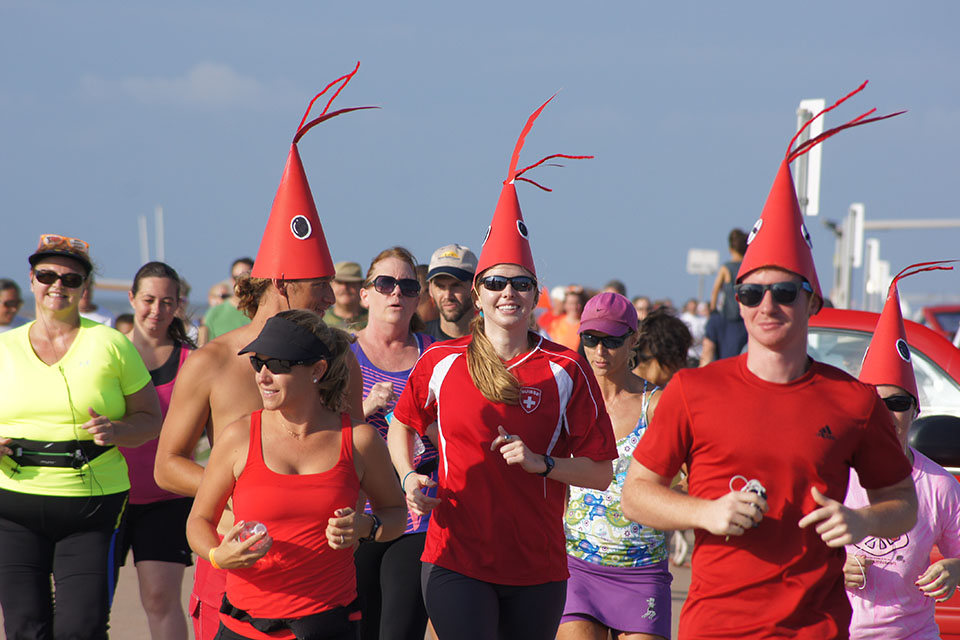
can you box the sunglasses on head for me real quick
[366,275,421,298]
[478,275,537,292]
[38,234,90,253]
[581,332,632,349]
[34,270,86,289]
[734,281,813,307]
[249,355,318,375]
[882,394,915,413]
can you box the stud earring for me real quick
[312,378,319,383]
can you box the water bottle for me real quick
[238,521,269,551]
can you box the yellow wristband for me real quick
[208,547,222,570]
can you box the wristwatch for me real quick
[538,454,555,477]
[360,513,382,543]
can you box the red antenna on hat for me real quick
[293,62,379,144]
[505,93,593,192]
[786,80,906,164]
[889,260,957,294]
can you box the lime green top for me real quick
[0,319,151,496]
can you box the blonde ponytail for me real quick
[467,314,521,405]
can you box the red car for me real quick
[809,307,960,636]
[922,304,960,342]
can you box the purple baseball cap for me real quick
[579,292,637,336]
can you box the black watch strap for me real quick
[538,454,555,477]
[360,513,382,542]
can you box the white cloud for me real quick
[79,62,270,108]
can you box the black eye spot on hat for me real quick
[747,218,763,245]
[482,225,492,246]
[800,222,813,249]
[290,215,312,240]
[896,338,911,362]
[517,220,528,238]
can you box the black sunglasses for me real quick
[581,332,632,349]
[478,275,537,292]
[734,281,813,307]
[2,300,22,309]
[366,275,421,298]
[34,270,86,289]
[249,355,318,375]
[882,394,915,413]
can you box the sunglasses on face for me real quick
[249,355,318,374]
[734,281,813,307]
[366,275,421,298]
[478,275,537,292]
[34,270,86,289]
[882,394,915,413]
[2,300,22,309]
[581,332,632,349]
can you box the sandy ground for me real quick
[2,554,691,639]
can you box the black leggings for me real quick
[354,532,427,640]
[0,489,128,640]
[421,563,566,640]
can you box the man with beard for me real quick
[423,244,477,342]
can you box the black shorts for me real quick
[117,497,194,566]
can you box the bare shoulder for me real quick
[352,422,385,452]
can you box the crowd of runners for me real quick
[1,68,958,640]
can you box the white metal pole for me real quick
[154,205,165,262]
[138,215,149,264]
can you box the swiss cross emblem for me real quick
[520,387,541,414]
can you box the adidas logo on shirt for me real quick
[817,425,836,440]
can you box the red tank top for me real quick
[222,411,360,639]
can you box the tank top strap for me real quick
[338,412,354,466]
[246,410,265,469]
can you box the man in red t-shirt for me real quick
[623,93,917,639]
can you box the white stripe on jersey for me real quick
[544,360,573,457]
[427,352,462,481]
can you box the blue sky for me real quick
[2,1,958,315]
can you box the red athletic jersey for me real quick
[394,335,617,585]
[222,412,360,640]
[633,355,913,639]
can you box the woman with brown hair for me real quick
[187,310,406,640]
[387,96,616,639]
[118,261,197,640]
[350,246,437,640]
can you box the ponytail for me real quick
[466,314,520,405]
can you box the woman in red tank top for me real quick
[187,310,407,640]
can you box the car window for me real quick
[808,327,960,415]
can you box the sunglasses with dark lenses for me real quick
[34,270,86,289]
[734,281,813,307]
[367,275,421,298]
[478,275,537,292]
[882,394,915,413]
[581,333,632,349]
[2,300,22,309]
[249,356,318,375]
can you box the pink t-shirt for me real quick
[845,449,960,639]
[119,342,190,504]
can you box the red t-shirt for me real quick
[222,411,360,640]
[633,355,913,639]
[393,334,617,585]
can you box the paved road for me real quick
[2,557,691,639]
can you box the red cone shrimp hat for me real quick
[252,63,377,281]
[859,261,956,405]
[738,81,904,312]
[474,94,593,281]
